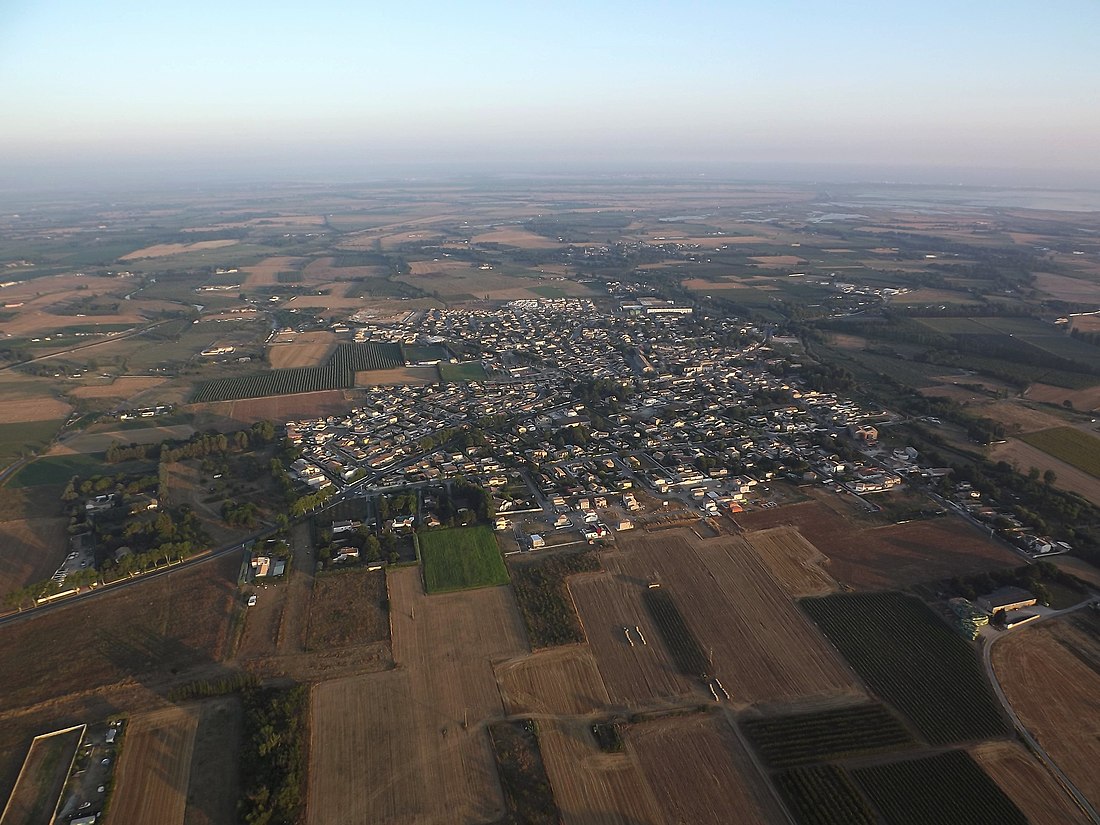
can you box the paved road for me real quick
[981,600,1100,824]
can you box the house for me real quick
[530,534,546,548]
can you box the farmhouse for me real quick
[978,586,1038,615]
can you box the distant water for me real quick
[830,187,1100,213]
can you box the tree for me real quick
[1043,469,1057,486]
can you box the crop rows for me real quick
[1021,426,1100,478]
[742,703,915,768]
[853,750,1027,825]
[801,593,1007,744]
[774,765,875,825]
[642,587,709,677]
[330,342,403,372]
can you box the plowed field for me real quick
[970,741,1090,825]
[496,646,610,716]
[743,526,839,596]
[107,706,200,825]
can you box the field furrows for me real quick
[744,526,840,597]
[496,646,611,716]
[971,741,1091,825]
[107,706,200,825]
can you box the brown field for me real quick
[187,389,354,425]
[632,713,785,825]
[1052,556,1100,590]
[0,397,71,424]
[242,256,305,287]
[57,424,195,454]
[68,376,166,400]
[496,646,611,716]
[749,255,805,267]
[743,526,839,597]
[0,517,70,596]
[0,552,241,714]
[1034,272,1100,302]
[119,239,239,260]
[0,725,83,825]
[283,294,371,312]
[0,310,146,337]
[538,718,664,824]
[267,331,336,368]
[0,484,66,521]
[1070,315,1100,334]
[973,400,1070,434]
[107,705,200,825]
[471,227,564,248]
[1027,382,1100,412]
[306,567,526,825]
[305,568,389,651]
[970,741,1090,825]
[183,697,243,825]
[991,438,1100,506]
[736,501,1019,589]
[657,234,774,245]
[993,613,1100,812]
[354,366,438,386]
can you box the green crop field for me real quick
[1021,426,1100,478]
[742,703,915,768]
[439,361,488,382]
[9,453,111,487]
[801,593,1008,744]
[853,750,1027,825]
[419,525,509,593]
[0,419,65,469]
[774,765,875,825]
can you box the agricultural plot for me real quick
[1020,426,1100,478]
[0,725,84,825]
[991,438,1100,506]
[266,330,336,368]
[741,702,915,768]
[0,419,65,469]
[183,697,243,825]
[439,361,488,382]
[496,646,611,716]
[509,550,600,647]
[488,720,559,825]
[419,525,509,593]
[802,592,1008,744]
[852,750,1027,825]
[304,568,389,651]
[971,741,1091,825]
[743,526,838,597]
[773,765,875,825]
[0,517,70,596]
[642,587,709,677]
[106,706,200,825]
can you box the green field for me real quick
[439,361,488,382]
[419,525,509,593]
[801,593,1008,744]
[0,419,65,469]
[774,765,875,825]
[9,452,109,487]
[852,750,1027,825]
[1020,426,1100,478]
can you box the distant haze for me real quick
[2,0,1098,191]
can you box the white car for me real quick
[247,595,257,607]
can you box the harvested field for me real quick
[975,400,1070,435]
[0,397,71,424]
[991,438,1100,506]
[183,697,242,825]
[538,718,663,825]
[970,741,1090,825]
[354,366,438,386]
[107,705,200,825]
[0,517,69,596]
[496,646,610,716]
[1027,381,1100,411]
[120,239,238,260]
[266,331,336,369]
[58,424,195,454]
[471,227,564,248]
[0,725,83,825]
[744,526,839,597]
[633,713,785,825]
[306,566,526,825]
[68,376,166,399]
[187,389,353,425]
[242,256,305,287]
[993,613,1100,811]
[1034,272,1100,302]
[305,569,389,651]
[737,502,1018,589]
[0,552,241,714]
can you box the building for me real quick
[978,586,1037,615]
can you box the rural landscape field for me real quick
[1,177,1099,825]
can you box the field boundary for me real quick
[0,723,86,825]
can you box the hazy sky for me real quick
[1,0,1098,186]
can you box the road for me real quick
[981,599,1100,824]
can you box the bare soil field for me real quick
[1070,315,1100,334]
[0,397,71,424]
[106,705,200,825]
[991,438,1100,506]
[242,256,305,287]
[119,239,239,260]
[0,725,83,825]
[354,366,438,386]
[58,424,196,453]
[736,501,1018,589]
[632,712,785,825]
[305,569,389,651]
[970,741,1090,825]
[187,389,354,425]
[1051,556,1100,590]
[0,552,241,714]
[306,567,526,825]
[1034,272,1100,302]
[266,331,336,368]
[183,697,242,825]
[69,376,167,400]
[283,294,369,312]
[1027,382,1100,412]
[496,646,611,716]
[974,400,1071,435]
[743,526,839,597]
[471,227,564,248]
[993,613,1100,812]
[750,255,805,267]
[0,517,70,596]
[538,718,664,824]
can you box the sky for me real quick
[1,0,1099,188]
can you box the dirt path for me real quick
[276,523,316,655]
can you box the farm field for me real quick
[802,592,1008,744]
[991,437,1100,506]
[852,750,1027,825]
[743,526,839,597]
[183,697,242,825]
[119,239,239,259]
[439,361,488,382]
[188,389,353,426]
[496,646,610,716]
[774,765,875,825]
[488,720,559,825]
[242,255,306,287]
[1024,381,1100,411]
[353,366,438,386]
[419,525,509,593]
[68,376,167,400]
[0,517,69,596]
[508,550,601,647]
[1020,426,1100,478]
[632,713,786,825]
[0,726,83,825]
[0,397,71,424]
[106,705,200,825]
[55,423,196,454]
[6,452,111,487]
[0,419,65,469]
[266,330,336,368]
[971,741,1090,825]
[305,568,389,651]
[305,566,526,825]
[736,500,1019,589]
[992,612,1100,812]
